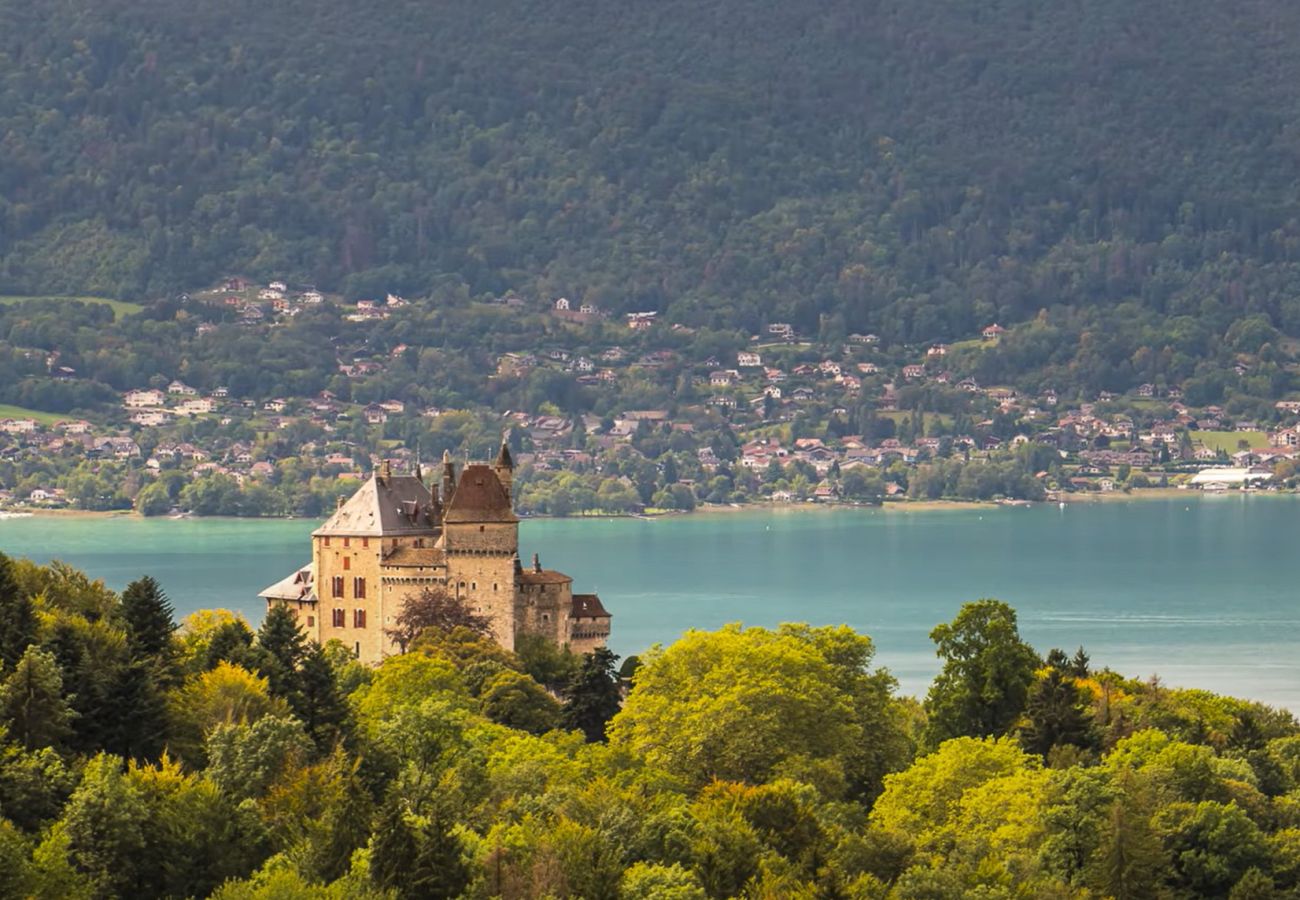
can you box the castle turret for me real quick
[494,437,514,501]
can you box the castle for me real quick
[259,442,611,664]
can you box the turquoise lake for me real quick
[1,494,1297,707]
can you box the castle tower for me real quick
[441,463,520,649]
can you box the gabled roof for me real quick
[444,464,517,524]
[259,564,314,601]
[571,593,609,618]
[312,474,437,537]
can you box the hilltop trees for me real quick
[4,555,1300,897]
[609,624,912,794]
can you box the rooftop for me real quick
[444,464,517,524]
[312,474,437,537]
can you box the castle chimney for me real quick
[493,435,514,501]
[441,448,456,506]
[532,552,541,573]
[335,494,345,510]
[379,459,391,485]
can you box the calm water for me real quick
[2,495,1297,706]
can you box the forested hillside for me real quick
[5,0,1300,343]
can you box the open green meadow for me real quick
[1191,430,1268,453]
[0,294,144,317]
[0,404,72,426]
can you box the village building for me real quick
[260,444,610,664]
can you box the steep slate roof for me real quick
[571,593,609,618]
[259,564,314,601]
[312,474,437,537]
[444,464,518,524]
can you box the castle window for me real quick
[362,537,369,548]
[471,582,477,591]
[307,615,315,627]
[331,576,344,598]
[493,583,498,591]
[354,609,367,628]
[343,537,350,548]
[479,525,485,532]
[343,557,351,571]
[354,577,366,599]
[415,538,424,548]
[323,537,330,547]
[332,608,345,627]
[354,642,360,657]
[542,614,550,622]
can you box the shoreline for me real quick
[5,486,1289,523]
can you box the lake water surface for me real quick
[1,494,1297,706]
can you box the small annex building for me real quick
[260,442,610,664]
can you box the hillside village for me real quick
[3,282,1300,514]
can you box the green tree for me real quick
[924,599,1040,747]
[120,576,177,662]
[610,625,896,787]
[291,643,350,753]
[0,553,35,671]
[59,754,151,898]
[480,669,562,734]
[257,604,306,700]
[562,646,623,743]
[1021,668,1099,757]
[0,647,75,751]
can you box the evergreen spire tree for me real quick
[0,552,35,672]
[101,660,168,761]
[561,646,622,743]
[293,643,349,753]
[120,576,177,661]
[0,646,75,750]
[257,604,306,700]
[371,796,470,900]
[370,797,421,896]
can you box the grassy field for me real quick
[0,404,72,426]
[1191,430,1268,453]
[880,410,955,428]
[0,294,144,317]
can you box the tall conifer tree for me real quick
[0,552,35,671]
[257,604,306,700]
[120,576,177,662]
[561,646,622,743]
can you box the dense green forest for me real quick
[5,0,1300,346]
[3,555,1300,898]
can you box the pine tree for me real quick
[293,644,349,753]
[370,799,470,900]
[0,552,35,672]
[257,604,306,700]
[412,809,471,900]
[120,576,177,661]
[1087,774,1168,900]
[370,797,421,896]
[1021,669,1098,757]
[0,646,75,750]
[561,646,622,743]
[100,660,168,761]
